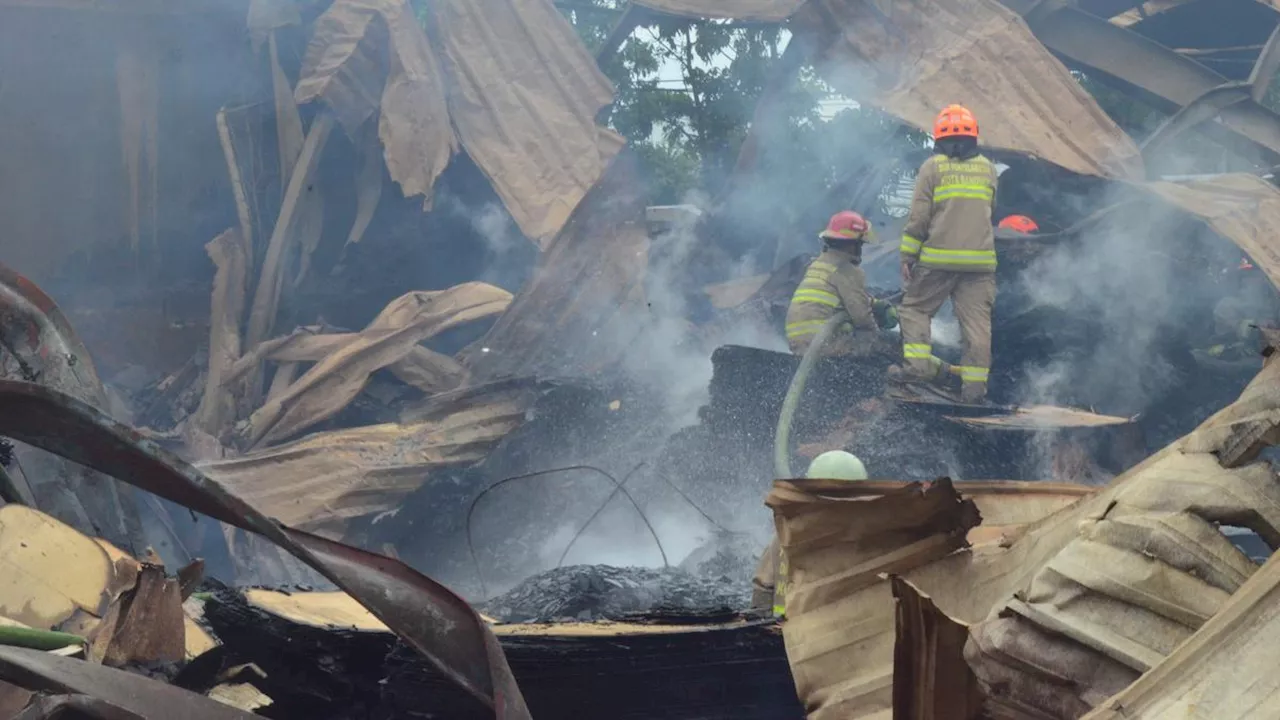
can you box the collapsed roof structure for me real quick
[1,0,1280,717]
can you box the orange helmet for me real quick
[934,104,978,140]
[998,215,1039,234]
[819,211,871,242]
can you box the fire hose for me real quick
[773,315,844,479]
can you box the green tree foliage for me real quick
[556,0,929,219]
[560,2,801,201]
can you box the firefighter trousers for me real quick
[899,267,996,399]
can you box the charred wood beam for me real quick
[1249,24,1280,103]
[595,3,649,64]
[1001,0,1280,166]
[200,590,802,720]
[1139,83,1252,168]
[724,29,814,183]
[1137,20,1280,168]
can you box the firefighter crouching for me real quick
[889,103,1000,404]
[785,210,898,357]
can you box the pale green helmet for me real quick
[805,450,868,481]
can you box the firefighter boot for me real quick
[960,382,987,405]
[887,361,960,393]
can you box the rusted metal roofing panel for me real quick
[769,336,1280,717]
[767,478,982,719]
[236,283,512,449]
[891,577,983,720]
[295,0,620,243]
[434,0,623,247]
[0,380,532,719]
[963,348,1280,717]
[200,378,540,531]
[632,0,805,21]
[793,0,1143,179]
[296,0,458,205]
[1081,548,1280,719]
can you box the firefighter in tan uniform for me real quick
[890,104,999,404]
[785,211,897,357]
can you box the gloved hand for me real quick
[872,299,899,331]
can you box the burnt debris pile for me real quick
[480,564,750,624]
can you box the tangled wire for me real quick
[464,462,748,599]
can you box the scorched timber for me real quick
[202,590,804,720]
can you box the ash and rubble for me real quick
[480,532,761,623]
[479,564,750,624]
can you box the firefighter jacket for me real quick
[900,153,999,273]
[785,247,877,350]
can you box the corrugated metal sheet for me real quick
[201,379,540,532]
[295,0,458,205]
[1081,548,1280,719]
[770,345,1280,720]
[435,0,624,247]
[891,577,984,720]
[769,478,981,719]
[964,350,1280,717]
[296,0,620,243]
[791,0,1142,179]
[599,1,1141,178]
[768,479,1093,719]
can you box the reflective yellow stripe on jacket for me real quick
[915,157,997,271]
[919,247,996,270]
[933,185,993,203]
[786,261,842,339]
[903,343,932,360]
[785,318,827,340]
[773,550,788,617]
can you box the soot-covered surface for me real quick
[479,564,751,624]
[480,531,763,623]
[202,588,802,720]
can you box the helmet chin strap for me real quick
[823,238,864,263]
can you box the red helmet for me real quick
[819,211,871,242]
[998,215,1039,234]
[934,104,978,140]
